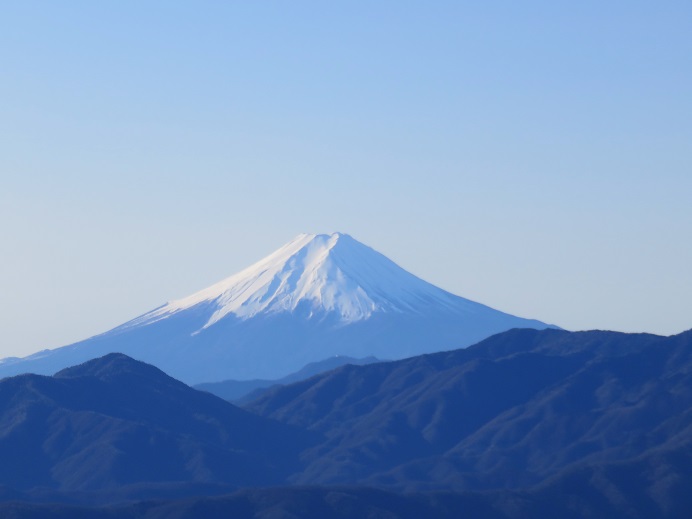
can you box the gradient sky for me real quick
[2,1,691,358]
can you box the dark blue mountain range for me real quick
[0,328,690,518]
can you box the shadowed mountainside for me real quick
[0,354,314,495]
[2,472,692,519]
[245,328,692,492]
[0,328,690,517]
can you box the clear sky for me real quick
[1,1,691,358]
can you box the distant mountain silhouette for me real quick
[0,354,313,495]
[195,355,382,402]
[0,328,690,518]
[245,328,692,492]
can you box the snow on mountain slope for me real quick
[0,233,558,384]
[122,232,459,332]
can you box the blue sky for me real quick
[2,1,691,357]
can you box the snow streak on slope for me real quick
[123,232,461,332]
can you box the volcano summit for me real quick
[0,233,556,383]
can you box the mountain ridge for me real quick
[195,355,383,402]
[243,327,692,490]
[0,327,690,517]
[0,353,315,495]
[0,233,556,383]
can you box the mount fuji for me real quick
[0,233,557,384]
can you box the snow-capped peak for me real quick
[125,232,459,331]
[0,232,557,384]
